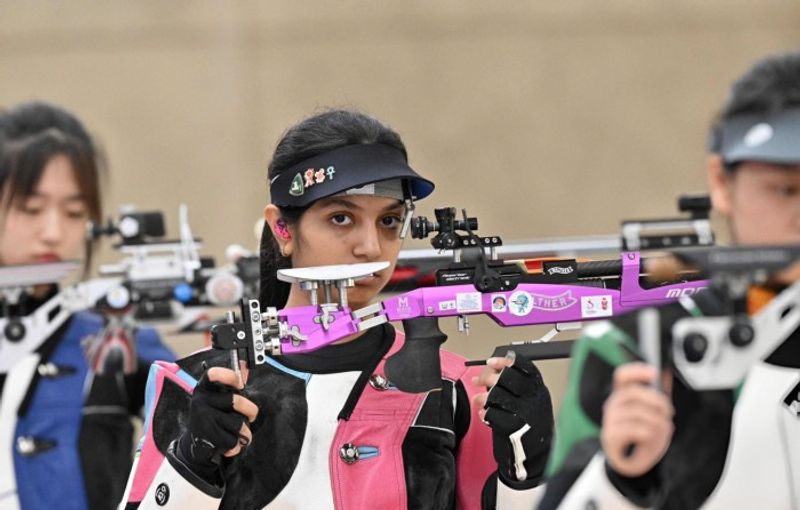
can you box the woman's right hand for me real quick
[177,366,259,476]
[601,363,674,478]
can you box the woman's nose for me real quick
[353,225,382,259]
[39,209,64,245]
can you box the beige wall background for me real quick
[2,1,799,406]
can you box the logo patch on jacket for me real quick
[155,483,170,506]
[783,381,800,417]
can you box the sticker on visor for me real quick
[743,123,773,148]
[289,174,304,196]
[290,166,336,197]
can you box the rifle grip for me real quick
[385,316,447,393]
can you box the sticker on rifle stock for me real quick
[511,290,578,315]
[581,295,613,318]
[439,300,457,312]
[509,291,533,316]
[456,292,482,313]
[395,296,412,317]
[491,294,508,312]
[532,290,577,311]
[547,265,574,275]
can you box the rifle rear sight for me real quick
[410,207,502,254]
[90,210,166,245]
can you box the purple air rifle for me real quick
[211,196,712,392]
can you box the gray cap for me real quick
[717,107,800,165]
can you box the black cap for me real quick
[270,143,435,207]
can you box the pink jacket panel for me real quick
[330,332,496,510]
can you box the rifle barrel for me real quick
[575,259,622,278]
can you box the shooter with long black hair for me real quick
[120,109,555,509]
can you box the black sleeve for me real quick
[481,472,499,509]
[606,461,661,507]
[453,380,472,446]
[127,359,153,416]
[79,388,136,510]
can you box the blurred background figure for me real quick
[541,50,800,509]
[0,101,174,510]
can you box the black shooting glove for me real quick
[173,372,249,484]
[483,353,554,488]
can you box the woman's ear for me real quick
[264,204,294,257]
[706,155,733,218]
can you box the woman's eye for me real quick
[66,209,88,219]
[330,214,353,226]
[771,184,800,197]
[18,204,42,216]
[380,215,402,228]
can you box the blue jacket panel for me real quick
[13,311,174,510]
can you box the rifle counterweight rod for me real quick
[465,340,576,366]
[399,236,621,263]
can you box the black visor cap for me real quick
[270,143,435,207]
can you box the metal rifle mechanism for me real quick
[211,195,713,392]
[389,194,714,290]
[90,204,259,323]
[0,261,102,374]
[666,244,800,390]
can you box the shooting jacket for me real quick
[120,324,546,509]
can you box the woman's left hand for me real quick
[471,353,554,486]
[472,357,515,421]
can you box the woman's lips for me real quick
[355,273,379,286]
[34,254,61,264]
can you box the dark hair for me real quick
[0,101,105,271]
[260,109,407,308]
[709,50,800,170]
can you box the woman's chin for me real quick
[346,286,381,310]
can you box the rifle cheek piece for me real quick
[384,316,447,393]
